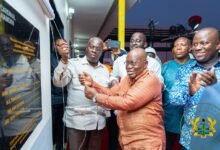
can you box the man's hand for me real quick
[189,67,217,96]
[79,72,93,87]
[110,79,119,87]
[56,40,69,62]
[199,67,217,86]
[84,85,97,100]
[189,72,203,96]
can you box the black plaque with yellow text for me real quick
[0,1,42,149]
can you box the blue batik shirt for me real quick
[170,59,220,150]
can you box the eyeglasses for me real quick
[125,60,145,66]
[88,45,102,51]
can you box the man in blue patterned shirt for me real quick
[170,27,220,150]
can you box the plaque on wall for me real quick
[0,1,42,149]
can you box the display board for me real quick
[0,1,42,149]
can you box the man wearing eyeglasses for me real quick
[53,37,110,150]
[79,48,165,149]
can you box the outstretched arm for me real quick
[94,77,161,111]
[79,71,119,95]
[53,40,72,87]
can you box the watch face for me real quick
[92,95,96,103]
[92,94,98,103]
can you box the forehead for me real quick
[88,39,102,46]
[175,38,188,44]
[126,52,139,60]
[131,33,144,40]
[193,30,214,42]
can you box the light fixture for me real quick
[73,43,78,48]
[38,0,55,20]
[69,8,75,14]
[67,7,75,20]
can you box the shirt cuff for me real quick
[109,76,119,82]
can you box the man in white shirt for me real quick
[111,32,163,84]
[53,37,109,150]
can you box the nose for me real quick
[175,44,182,50]
[126,63,133,69]
[193,43,202,51]
[90,47,98,53]
[132,41,138,45]
[91,47,96,52]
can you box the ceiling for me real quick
[126,0,220,30]
[68,0,137,50]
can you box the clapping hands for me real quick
[189,67,217,96]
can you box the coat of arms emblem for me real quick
[190,117,216,138]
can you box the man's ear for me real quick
[144,42,147,48]
[216,41,220,50]
[85,47,88,54]
[189,45,192,52]
[144,60,148,69]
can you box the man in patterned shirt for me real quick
[170,27,220,150]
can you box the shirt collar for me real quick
[81,56,104,68]
[194,57,220,69]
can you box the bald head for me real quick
[126,48,147,79]
[192,27,220,67]
[130,32,147,50]
[172,37,191,61]
[194,27,219,44]
[128,48,147,60]
[131,32,146,42]
[86,37,104,66]
[88,37,104,47]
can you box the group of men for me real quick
[51,27,220,150]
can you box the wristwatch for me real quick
[92,93,98,103]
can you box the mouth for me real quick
[130,45,139,49]
[90,54,96,58]
[194,52,206,57]
[176,52,184,55]
[127,71,134,75]
[132,45,139,48]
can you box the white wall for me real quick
[54,0,72,41]
[3,0,71,149]
[5,0,52,149]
